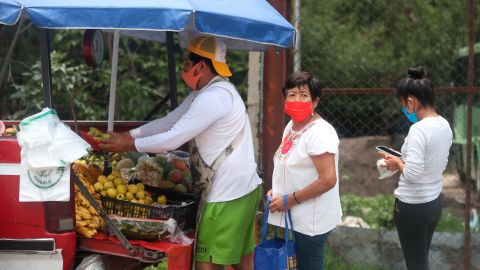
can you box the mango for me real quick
[174,183,188,193]
[167,169,183,184]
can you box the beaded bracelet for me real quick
[293,192,301,204]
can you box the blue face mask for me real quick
[402,106,418,123]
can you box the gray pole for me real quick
[166,32,178,108]
[464,0,475,268]
[39,28,52,108]
[293,0,301,72]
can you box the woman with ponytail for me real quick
[380,66,453,270]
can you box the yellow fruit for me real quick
[130,199,138,204]
[106,188,118,199]
[125,192,134,201]
[127,184,139,194]
[116,193,125,200]
[145,197,153,205]
[100,190,107,197]
[111,170,121,177]
[113,178,124,186]
[107,174,116,181]
[97,175,108,184]
[116,184,127,194]
[93,182,103,192]
[138,198,146,204]
[77,226,97,238]
[103,181,114,190]
[136,183,145,191]
[135,190,146,200]
[157,195,167,205]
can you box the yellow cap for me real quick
[187,36,232,77]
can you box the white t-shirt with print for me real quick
[130,76,261,202]
[267,118,343,236]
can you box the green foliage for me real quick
[9,50,108,120]
[301,0,470,137]
[436,209,465,232]
[142,260,167,270]
[1,27,248,121]
[302,0,468,88]
[341,193,464,232]
[341,194,396,230]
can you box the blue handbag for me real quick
[254,195,297,270]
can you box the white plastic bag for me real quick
[17,108,89,169]
[17,108,89,202]
[376,159,398,180]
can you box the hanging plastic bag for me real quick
[17,108,89,202]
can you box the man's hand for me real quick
[98,132,136,153]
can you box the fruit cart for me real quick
[0,1,295,269]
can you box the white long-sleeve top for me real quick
[130,76,261,202]
[395,116,453,204]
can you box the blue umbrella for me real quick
[189,0,295,49]
[0,0,20,25]
[0,0,192,31]
[0,0,295,49]
[0,0,295,130]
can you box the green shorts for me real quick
[195,185,262,265]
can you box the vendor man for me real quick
[100,35,262,270]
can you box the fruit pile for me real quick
[1,125,17,136]
[73,163,104,238]
[156,155,194,194]
[77,152,105,173]
[87,127,111,141]
[94,170,157,205]
[114,151,194,194]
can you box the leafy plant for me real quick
[341,194,396,230]
[341,193,464,232]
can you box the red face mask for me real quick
[284,101,313,123]
[181,62,204,90]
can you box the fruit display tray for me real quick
[100,197,196,230]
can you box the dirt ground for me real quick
[338,136,480,213]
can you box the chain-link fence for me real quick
[296,0,480,269]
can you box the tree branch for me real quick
[0,17,24,92]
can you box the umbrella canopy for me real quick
[0,0,19,25]
[0,0,295,50]
[0,0,295,130]
[188,0,294,49]
[0,0,192,31]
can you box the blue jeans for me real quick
[293,230,330,270]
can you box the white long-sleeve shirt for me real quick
[395,116,453,204]
[130,76,261,202]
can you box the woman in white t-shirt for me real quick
[267,71,342,270]
[381,66,452,270]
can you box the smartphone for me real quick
[376,145,401,158]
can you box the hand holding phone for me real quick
[376,145,401,158]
